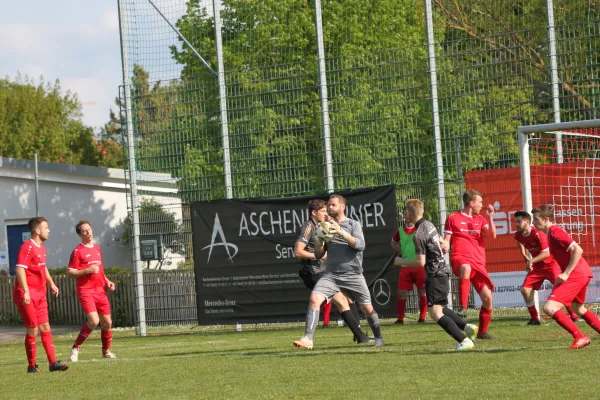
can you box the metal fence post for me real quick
[546,0,563,163]
[213,0,233,199]
[314,0,335,193]
[118,0,147,336]
[424,0,451,307]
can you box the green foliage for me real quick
[118,198,183,253]
[0,74,124,168]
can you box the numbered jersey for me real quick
[68,243,106,293]
[13,239,48,299]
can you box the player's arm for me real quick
[391,229,401,253]
[441,216,452,254]
[294,241,318,260]
[516,242,530,262]
[45,268,59,296]
[67,251,98,277]
[15,267,31,305]
[556,242,584,284]
[529,249,550,265]
[483,205,497,238]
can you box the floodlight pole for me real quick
[314,0,335,193]
[213,0,233,199]
[118,0,147,336]
[546,0,563,163]
[425,0,450,307]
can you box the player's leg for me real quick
[294,274,337,349]
[15,298,39,372]
[37,297,68,372]
[475,285,493,339]
[396,268,411,324]
[415,268,427,322]
[345,275,383,346]
[395,289,409,324]
[331,292,369,343]
[97,292,115,358]
[544,281,589,349]
[572,277,600,334]
[426,275,474,350]
[451,260,471,317]
[70,292,99,362]
[521,272,542,325]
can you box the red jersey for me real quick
[547,225,593,278]
[514,227,559,272]
[391,224,417,243]
[68,243,106,293]
[13,239,48,299]
[444,212,489,263]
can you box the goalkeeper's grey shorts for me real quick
[312,271,372,305]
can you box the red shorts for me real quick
[548,275,591,305]
[13,295,49,328]
[78,290,111,315]
[398,267,426,291]
[451,257,494,293]
[522,268,559,290]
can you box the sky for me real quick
[0,1,123,131]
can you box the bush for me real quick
[49,266,131,276]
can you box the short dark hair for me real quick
[514,210,531,222]
[531,205,555,222]
[463,189,483,205]
[329,194,346,205]
[75,220,92,234]
[28,217,47,234]
[308,199,327,214]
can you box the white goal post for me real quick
[518,119,600,310]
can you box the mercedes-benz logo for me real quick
[373,278,390,306]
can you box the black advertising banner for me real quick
[191,185,399,324]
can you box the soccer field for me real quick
[1,319,598,399]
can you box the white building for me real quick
[0,157,183,273]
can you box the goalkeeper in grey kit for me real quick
[293,194,384,349]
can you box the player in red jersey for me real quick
[13,217,68,373]
[67,220,116,362]
[441,189,496,339]
[514,211,578,325]
[391,207,427,324]
[532,205,600,350]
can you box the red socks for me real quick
[74,324,94,349]
[527,305,539,320]
[582,310,600,334]
[552,310,584,339]
[101,329,113,354]
[321,302,332,325]
[25,334,37,367]
[40,330,56,364]
[565,305,578,320]
[419,296,428,320]
[396,299,407,321]
[479,307,492,334]
[459,279,470,309]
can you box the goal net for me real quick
[520,120,600,308]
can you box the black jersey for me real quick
[414,218,449,276]
[296,219,325,275]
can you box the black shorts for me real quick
[426,274,449,307]
[299,269,324,290]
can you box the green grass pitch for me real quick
[1,318,598,399]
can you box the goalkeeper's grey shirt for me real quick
[325,218,365,274]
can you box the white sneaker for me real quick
[103,350,117,359]
[293,336,313,349]
[464,324,479,341]
[455,337,474,351]
[68,347,79,362]
[374,338,384,347]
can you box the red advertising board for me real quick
[465,161,600,273]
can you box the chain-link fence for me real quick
[117,0,600,334]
